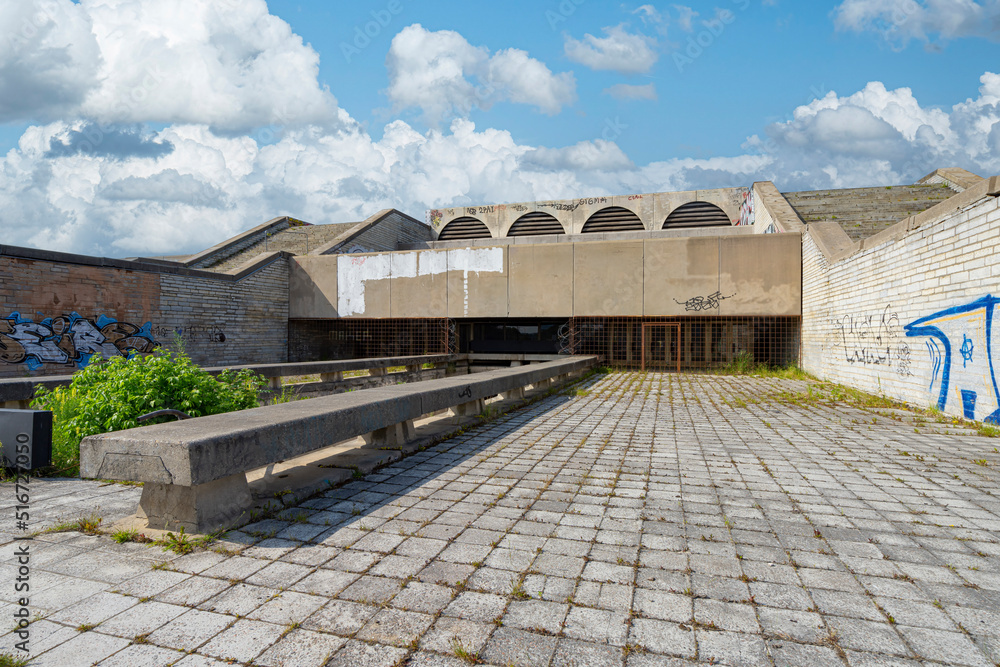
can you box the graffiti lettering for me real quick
[429,209,443,227]
[0,312,158,370]
[578,197,608,206]
[905,295,1000,423]
[510,204,529,212]
[834,305,912,376]
[458,386,472,398]
[628,195,643,200]
[153,325,227,344]
[674,291,734,312]
[538,202,580,212]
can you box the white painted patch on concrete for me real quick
[338,254,391,316]
[391,252,417,279]
[419,250,448,276]
[447,247,504,274]
[336,247,504,317]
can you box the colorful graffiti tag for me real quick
[737,188,754,226]
[905,296,1000,423]
[0,312,159,370]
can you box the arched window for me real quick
[507,212,565,237]
[663,201,732,228]
[437,216,492,240]
[581,206,644,233]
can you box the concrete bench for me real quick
[0,354,459,408]
[79,356,595,533]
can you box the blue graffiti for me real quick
[904,295,1000,424]
[960,334,974,367]
[0,311,159,370]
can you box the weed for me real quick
[973,459,988,467]
[112,527,152,544]
[0,654,29,667]
[157,527,194,555]
[451,637,481,664]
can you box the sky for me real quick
[1,0,999,258]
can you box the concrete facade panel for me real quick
[446,246,508,318]
[718,235,801,316]
[642,237,721,316]
[573,241,643,316]
[289,256,336,319]
[390,250,448,318]
[508,244,574,318]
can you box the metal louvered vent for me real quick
[663,201,732,228]
[581,206,645,233]
[437,216,492,240]
[506,212,565,237]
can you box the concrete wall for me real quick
[291,234,801,319]
[429,187,750,238]
[800,176,1000,422]
[0,247,289,378]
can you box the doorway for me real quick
[641,323,680,371]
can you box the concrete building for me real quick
[3,167,999,423]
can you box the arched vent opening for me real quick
[581,206,644,233]
[437,216,492,240]
[663,201,732,228]
[507,212,565,237]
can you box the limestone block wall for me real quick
[800,181,1000,422]
[0,247,289,378]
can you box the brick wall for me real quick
[801,192,1000,422]
[0,248,288,378]
[325,210,433,254]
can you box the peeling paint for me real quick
[336,248,503,317]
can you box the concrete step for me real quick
[781,184,955,242]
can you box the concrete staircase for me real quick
[782,184,955,242]
[205,222,359,272]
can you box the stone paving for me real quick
[2,371,1000,666]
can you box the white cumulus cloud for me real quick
[564,25,659,75]
[833,0,1000,48]
[0,0,338,131]
[385,24,576,124]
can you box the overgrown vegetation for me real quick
[707,351,812,380]
[30,344,267,476]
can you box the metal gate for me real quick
[641,323,680,371]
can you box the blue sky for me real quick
[1,0,998,257]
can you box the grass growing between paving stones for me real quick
[702,351,813,380]
[0,653,29,667]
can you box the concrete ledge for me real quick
[79,355,597,531]
[756,182,805,233]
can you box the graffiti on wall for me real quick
[1,312,159,370]
[905,295,1000,423]
[737,188,754,226]
[834,305,913,376]
[674,291,734,311]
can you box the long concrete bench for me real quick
[0,354,459,408]
[79,356,596,533]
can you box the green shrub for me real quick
[31,348,266,476]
